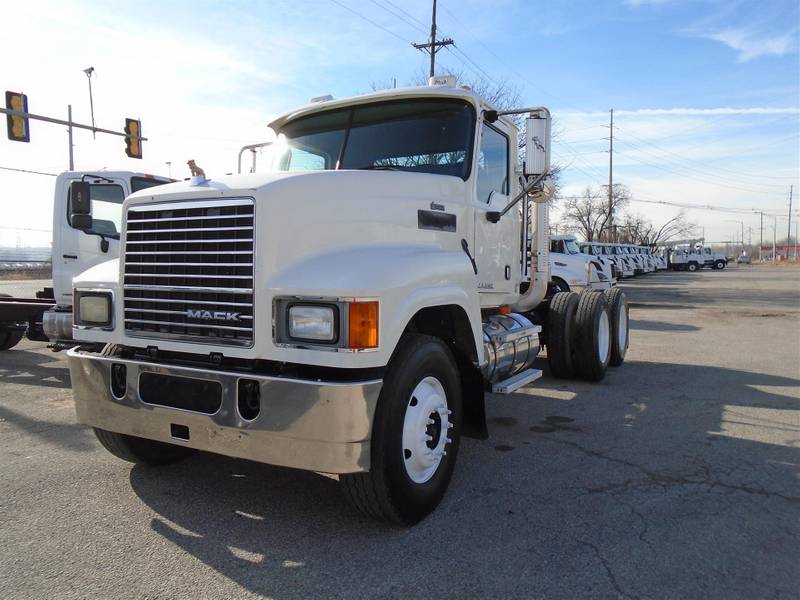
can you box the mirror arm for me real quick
[486,171,549,223]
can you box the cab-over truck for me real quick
[67,85,630,524]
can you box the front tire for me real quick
[0,327,25,350]
[573,291,612,381]
[94,428,195,465]
[340,334,461,525]
[603,287,629,367]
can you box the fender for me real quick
[267,243,482,368]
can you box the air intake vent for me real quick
[123,198,254,347]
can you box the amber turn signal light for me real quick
[348,301,378,349]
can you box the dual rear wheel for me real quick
[546,288,628,381]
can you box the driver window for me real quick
[476,123,509,203]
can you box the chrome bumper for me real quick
[66,348,382,474]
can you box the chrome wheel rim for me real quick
[598,311,611,364]
[402,376,451,484]
[617,304,628,353]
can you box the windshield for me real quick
[272,99,475,179]
[565,239,581,254]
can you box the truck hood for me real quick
[123,170,468,288]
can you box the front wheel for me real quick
[0,327,25,350]
[340,334,461,525]
[94,428,195,465]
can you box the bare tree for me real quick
[559,185,631,241]
[618,211,697,245]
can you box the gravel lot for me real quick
[1,266,798,599]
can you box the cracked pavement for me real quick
[1,266,798,598]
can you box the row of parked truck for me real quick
[546,234,728,294]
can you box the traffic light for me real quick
[5,91,30,142]
[124,118,142,159]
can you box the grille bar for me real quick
[123,198,255,347]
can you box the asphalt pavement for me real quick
[1,266,798,599]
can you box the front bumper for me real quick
[66,348,382,474]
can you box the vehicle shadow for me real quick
[127,361,800,598]
[629,319,700,332]
[0,349,71,389]
[0,403,95,452]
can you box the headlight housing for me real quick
[288,304,337,342]
[274,297,378,351]
[74,290,113,328]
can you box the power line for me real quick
[613,124,799,185]
[0,166,58,177]
[328,0,412,45]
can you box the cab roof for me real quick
[268,85,510,133]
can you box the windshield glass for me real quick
[565,239,580,254]
[272,99,475,179]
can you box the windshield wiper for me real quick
[356,165,401,171]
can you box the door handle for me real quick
[554,261,567,267]
[63,254,78,260]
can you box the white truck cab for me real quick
[670,244,704,271]
[0,171,170,350]
[550,234,613,292]
[700,246,728,270]
[66,86,631,525]
[579,241,627,280]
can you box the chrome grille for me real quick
[123,198,254,347]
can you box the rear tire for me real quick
[573,291,611,382]
[687,262,698,272]
[603,287,628,367]
[715,260,725,270]
[546,292,579,379]
[94,428,195,465]
[340,334,461,525]
[550,277,570,295]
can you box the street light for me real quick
[83,67,96,139]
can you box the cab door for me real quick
[53,177,127,304]
[472,120,518,305]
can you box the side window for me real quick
[131,176,169,193]
[284,147,327,171]
[68,184,125,236]
[476,123,509,203]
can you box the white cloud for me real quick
[699,26,797,62]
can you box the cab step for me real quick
[492,368,543,394]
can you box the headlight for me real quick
[75,291,113,327]
[288,304,336,342]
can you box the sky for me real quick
[1,0,798,247]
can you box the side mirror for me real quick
[69,181,92,230]
[524,114,551,177]
[71,214,93,230]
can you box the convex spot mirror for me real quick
[69,181,92,230]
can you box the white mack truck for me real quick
[66,85,630,524]
[0,171,171,350]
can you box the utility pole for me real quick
[788,185,793,251]
[67,104,74,170]
[413,0,454,79]
[607,108,614,243]
[759,211,763,262]
[773,215,777,264]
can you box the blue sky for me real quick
[1,0,798,245]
